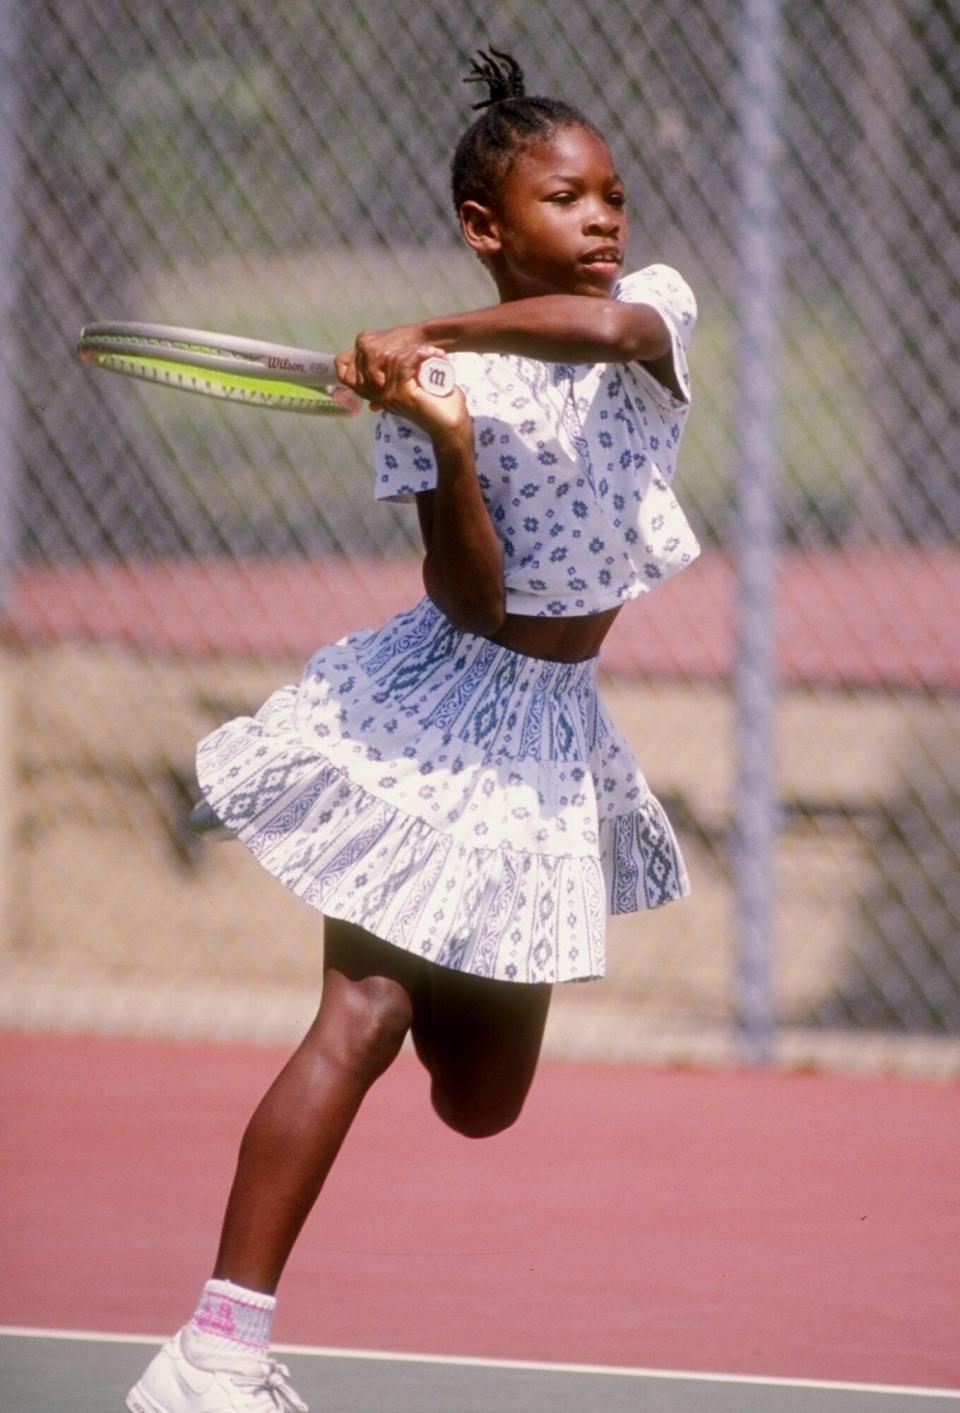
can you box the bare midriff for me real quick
[488,604,621,663]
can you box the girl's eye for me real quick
[608,191,626,208]
[547,192,576,204]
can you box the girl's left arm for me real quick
[424,295,671,364]
[344,295,672,387]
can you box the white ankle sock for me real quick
[185,1277,276,1365]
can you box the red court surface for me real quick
[1,1031,957,1391]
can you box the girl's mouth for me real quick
[580,249,622,269]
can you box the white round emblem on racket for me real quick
[417,356,456,397]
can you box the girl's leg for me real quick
[412,967,552,1139]
[212,918,428,1293]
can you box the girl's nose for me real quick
[584,202,620,234]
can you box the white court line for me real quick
[1,1325,958,1401]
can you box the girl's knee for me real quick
[318,973,413,1079]
[430,1083,526,1140]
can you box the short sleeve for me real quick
[615,264,697,407]
[373,411,438,503]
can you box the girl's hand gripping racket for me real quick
[76,321,456,415]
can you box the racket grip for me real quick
[416,356,456,397]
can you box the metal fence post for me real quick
[0,0,23,949]
[0,0,21,613]
[0,0,23,960]
[733,0,783,1065]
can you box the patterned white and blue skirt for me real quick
[196,596,689,984]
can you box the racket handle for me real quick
[417,356,456,397]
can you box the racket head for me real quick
[76,322,363,416]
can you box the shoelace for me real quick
[235,1358,309,1412]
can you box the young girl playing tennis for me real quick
[127,49,699,1413]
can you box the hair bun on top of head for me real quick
[451,49,591,211]
[464,48,527,109]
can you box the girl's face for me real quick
[467,124,628,301]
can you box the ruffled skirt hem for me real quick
[196,598,689,984]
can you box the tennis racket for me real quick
[76,321,457,415]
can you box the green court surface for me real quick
[3,1330,959,1413]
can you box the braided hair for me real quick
[451,49,597,212]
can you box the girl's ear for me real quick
[459,200,502,258]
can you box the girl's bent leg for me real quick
[416,968,552,1139]
[213,919,424,1292]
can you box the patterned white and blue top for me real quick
[374,263,700,618]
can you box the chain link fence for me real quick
[1,0,958,1068]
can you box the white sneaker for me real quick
[126,1328,308,1413]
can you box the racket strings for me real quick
[77,324,359,416]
